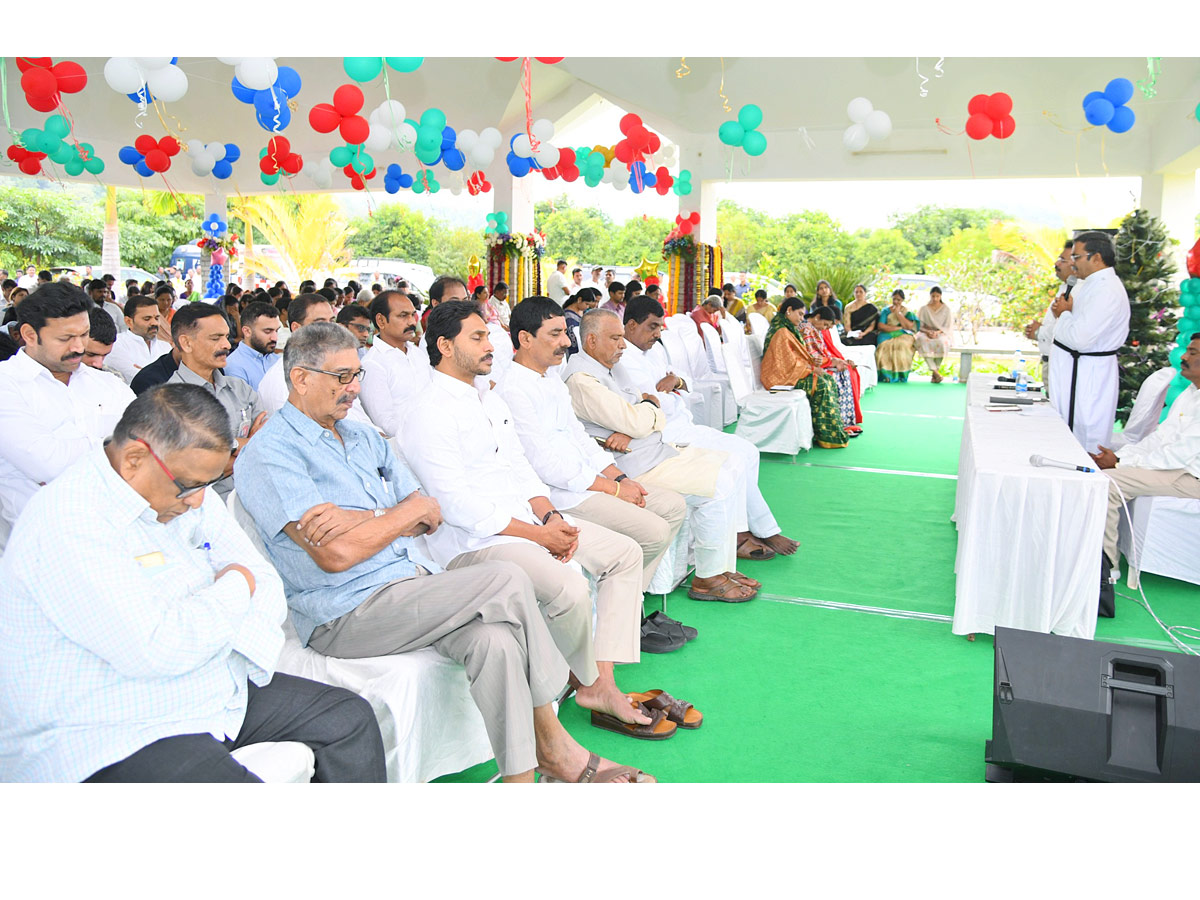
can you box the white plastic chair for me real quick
[659,328,722,430]
[230,741,316,783]
[1118,495,1200,589]
[665,322,735,427]
[747,313,769,357]
[829,327,877,392]
[699,322,727,374]
[722,340,813,456]
[1109,366,1176,450]
[487,323,513,381]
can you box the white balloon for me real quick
[371,99,406,128]
[469,145,495,169]
[217,57,243,66]
[236,58,277,91]
[191,158,212,177]
[842,123,870,152]
[395,122,418,153]
[612,174,629,191]
[531,118,555,142]
[147,65,188,104]
[364,123,391,152]
[479,127,502,148]
[135,57,172,71]
[512,134,533,158]
[846,97,874,124]
[103,57,145,94]
[450,184,463,196]
[208,142,227,162]
[864,109,892,141]
[533,144,560,168]
[456,128,479,152]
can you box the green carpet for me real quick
[436,378,1199,783]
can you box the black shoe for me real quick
[640,617,686,653]
[1098,554,1116,619]
[645,610,698,643]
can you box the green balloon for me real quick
[37,133,62,156]
[330,146,352,167]
[45,114,70,138]
[421,108,446,132]
[83,157,105,175]
[51,142,75,164]
[717,121,744,147]
[742,130,768,156]
[585,172,602,187]
[64,157,84,176]
[427,179,440,194]
[260,171,280,186]
[386,57,423,73]
[674,181,693,196]
[351,151,373,174]
[20,128,41,150]
[343,57,383,82]
[412,179,426,194]
[737,104,763,131]
[415,144,440,165]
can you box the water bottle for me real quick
[1015,355,1028,394]
[1011,349,1022,380]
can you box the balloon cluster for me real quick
[411,170,439,194]
[842,97,892,152]
[718,105,767,156]
[541,148,579,182]
[507,118,562,176]
[576,148,606,187]
[342,57,423,81]
[310,85,370,144]
[18,115,105,176]
[486,212,510,234]
[187,141,241,179]
[227,59,302,132]
[411,108,450,166]
[1082,78,1135,133]
[17,57,87,112]
[965,92,1015,140]
[455,128,503,171]
[651,167,674,196]
[669,212,701,239]
[628,161,658,193]
[364,100,416,154]
[258,136,303,185]
[614,113,660,166]
[6,144,47,176]
[343,161,377,192]
[384,163,414,193]
[301,157,337,189]
[202,214,227,238]
[466,171,492,195]
[673,169,693,196]
[118,135,181,176]
[103,57,187,104]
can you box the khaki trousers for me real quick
[307,562,568,777]
[449,519,644,675]
[565,488,686,590]
[1103,466,1200,564]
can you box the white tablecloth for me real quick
[952,373,1108,638]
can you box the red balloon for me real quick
[614,141,633,164]
[309,103,341,133]
[688,211,701,225]
[619,113,642,134]
[268,136,290,155]
[678,221,693,235]
[51,61,87,94]
[494,57,519,62]
[134,134,157,155]
[15,57,51,73]
[144,149,170,172]
[648,133,661,153]
[629,125,649,147]
[27,93,59,113]
[967,94,989,116]
[20,66,57,100]
[19,156,41,175]
[1188,237,1200,279]
[158,136,180,156]
[985,92,1013,120]
[364,166,376,180]
[6,145,21,162]
[260,155,279,174]
[533,57,563,64]
[343,164,356,176]
[991,115,1016,139]
[561,167,578,183]
[332,84,364,117]
[965,113,992,141]
[283,153,302,173]
[339,115,369,145]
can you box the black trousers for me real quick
[85,673,386,783]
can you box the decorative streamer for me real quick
[916,58,929,98]
[0,58,24,145]
[676,57,690,79]
[796,126,816,151]
[150,96,189,150]
[934,57,945,79]
[522,56,540,154]
[718,57,731,113]
[1137,57,1161,99]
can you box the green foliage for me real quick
[112,190,206,272]
[0,184,102,269]
[609,215,674,265]
[346,203,483,275]
[852,227,919,273]
[888,205,1003,271]
[531,195,671,267]
[790,262,872,305]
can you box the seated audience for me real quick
[914,286,954,383]
[618,296,801,559]
[130,346,181,394]
[235,322,654,781]
[761,299,849,449]
[691,294,725,340]
[601,281,626,319]
[811,279,844,321]
[0,282,134,551]
[804,307,861,433]
[746,289,777,324]
[566,308,759,602]
[723,283,746,321]
[489,282,512,329]
[83,306,127,382]
[875,289,920,383]
[223,301,281,390]
[842,284,879,346]
[561,289,597,359]
[87,278,127,335]
[625,280,643,300]
[0,384,385,782]
[420,274,469,330]
[358,290,431,438]
[1090,335,1200,617]
[166,303,267,498]
[105,295,172,382]
[336,304,373,358]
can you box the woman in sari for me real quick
[742,289,777,334]
[814,308,864,426]
[875,289,919,382]
[841,283,879,346]
[913,286,954,383]
[810,280,844,323]
[800,307,862,434]
[760,298,850,449]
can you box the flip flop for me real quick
[538,752,656,783]
[589,702,677,740]
[736,536,776,561]
[726,571,762,590]
[688,574,757,603]
[630,690,703,729]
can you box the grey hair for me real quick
[580,307,620,344]
[283,321,360,390]
[111,383,233,455]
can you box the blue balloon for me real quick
[1104,77,1134,107]
[253,86,282,118]
[169,56,178,65]
[274,65,302,99]
[1081,90,1104,109]
[118,146,142,165]
[255,100,291,132]
[126,86,151,104]
[1084,97,1115,126]
[399,174,413,188]
[1107,105,1136,133]
[507,151,531,177]
[212,160,233,179]
[442,148,465,171]
[231,77,256,104]
[441,126,457,150]
[134,160,154,177]
[223,143,241,163]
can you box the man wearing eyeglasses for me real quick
[167,303,267,498]
[1048,231,1130,453]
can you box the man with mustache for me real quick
[1089,335,1200,617]
[0,282,134,551]
[224,301,282,391]
[359,290,432,438]
[106,295,172,382]
[167,303,266,499]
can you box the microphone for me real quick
[1030,453,1096,474]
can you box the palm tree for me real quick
[228,194,355,286]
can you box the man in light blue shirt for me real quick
[0,384,385,782]
[222,300,281,390]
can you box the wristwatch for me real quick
[373,508,386,518]
[614,474,628,482]
[541,509,563,525]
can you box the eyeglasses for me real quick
[133,437,228,499]
[1070,252,1093,261]
[297,365,366,384]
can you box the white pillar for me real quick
[492,172,535,235]
[202,192,226,297]
[676,143,718,245]
[1141,172,1197,283]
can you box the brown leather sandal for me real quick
[736,536,776,560]
[631,690,703,729]
[726,571,762,590]
[589,701,677,740]
[688,574,757,602]
[538,752,656,783]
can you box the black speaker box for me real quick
[985,627,1200,782]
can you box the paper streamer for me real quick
[916,58,929,98]
[522,56,540,154]
[1137,57,1161,99]
[797,127,815,151]
[718,57,731,114]
[676,57,690,79]
[934,57,945,79]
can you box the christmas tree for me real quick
[1113,208,1179,423]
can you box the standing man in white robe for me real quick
[1025,240,1076,394]
[1048,231,1130,453]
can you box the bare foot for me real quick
[759,533,800,555]
[574,683,651,726]
[725,571,762,590]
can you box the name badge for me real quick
[135,551,166,568]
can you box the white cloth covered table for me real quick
[952,373,1108,638]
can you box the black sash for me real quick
[1052,339,1119,429]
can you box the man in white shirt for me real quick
[1049,231,1131,453]
[87,278,128,335]
[359,290,431,438]
[0,383,385,782]
[16,266,38,291]
[1025,241,1075,391]
[405,301,690,738]
[567,267,585,297]
[106,295,172,382]
[1090,335,1200,613]
[546,259,570,306]
[618,296,800,560]
[565,308,758,603]
[588,267,605,295]
[0,283,135,551]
